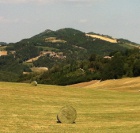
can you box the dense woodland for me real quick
[0,28,140,85]
[20,48,139,85]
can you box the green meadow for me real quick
[0,78,140,133]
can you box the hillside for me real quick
[0,28,140,84]
[0,81,140,132]
[3,28,140,63]
[5,28,139,59]
[69,77,140,92]
[4,28,139,68]
[86,34,117,43]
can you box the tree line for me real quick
[19,48,140,85]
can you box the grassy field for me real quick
[0,77,140,133]
[70,77,140,92]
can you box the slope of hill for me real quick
[6,28,139,65]
[6,28,139,62]
[69,77,140,92]
[0,28,140,83]
[86,34,117,43]
[0,81,140,132]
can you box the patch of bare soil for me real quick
[86,34,117,43]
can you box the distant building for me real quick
[103,56,113,59]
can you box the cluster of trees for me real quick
[0,55,31,81]
[86,49,140,80]
[19,48,140,85]
[0,48,139,85]
[6,42,41,62]
[101,49,140,79]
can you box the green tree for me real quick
[102,55,124,80]
[133,59,140,76]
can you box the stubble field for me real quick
[0,77,140,132]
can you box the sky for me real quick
[0,0,140,44]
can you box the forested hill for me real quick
[5,28,139,63]
[0,28,140,84]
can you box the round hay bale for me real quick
[57,105,77,124]
[31,81,37,86]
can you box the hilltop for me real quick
[0,28,140,84]
[2,28,139,61]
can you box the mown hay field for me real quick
[70,77,140,92]
[0,77,140,133]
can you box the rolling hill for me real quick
[3,28,139,68]
[5,28,139,60]
[69,77,140,92]
[3,28,140,64]
[0,28,140,84]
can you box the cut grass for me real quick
[71,77,140,92]
[0,79,140,132]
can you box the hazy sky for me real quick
[0,0,140,43]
